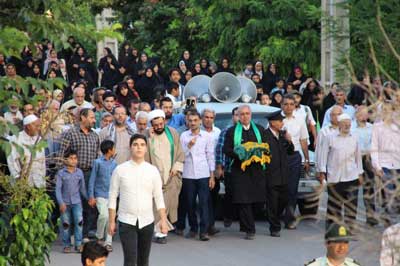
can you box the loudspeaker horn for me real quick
[209,72,242,103]
[237,76,257,103]
[183,75,211,101]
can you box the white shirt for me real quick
[371,122,400,171]
[108,160,165,229]
[283,114,309,153]
[294,105,316,126]
[306,256,360,266]
[7,131,46,188]
[351,122,372,155]
[201,125,221,147]
[4,111,23,125]
[381,223,400,266]
[180,130,215,179]
[60,99,93,113]
[315,126,339,173]
[319,132,363,183]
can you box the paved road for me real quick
[48,218,381,266]
[48,191,386,266]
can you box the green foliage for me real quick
[0,177,57,266]
[113,0,321,76]
[348,0,400,79]
[0,0,123,58]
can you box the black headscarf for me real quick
[263,63,280,92]
[136,67,158,103]
[116,81,134,108]
[270,90,284,108]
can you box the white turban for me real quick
[23,114,39,126]
[147,109,165,122]
[338,113,351,122]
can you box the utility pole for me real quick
[321,0,350,89]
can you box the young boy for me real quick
[55,150,87,253]
[88,140,117,252]
[81,241,109,266]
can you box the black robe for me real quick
[223,123,267,204]
[264,128,291,186]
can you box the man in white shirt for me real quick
[281,94,310,229]
[108,134,168,266]
[292,91,317,149]
[180,110,215,241]
[7,114,46,188]
[201,108,221,236]
[371,102,400,224]
[60,86,93,113]
[319,113,363,231]
[316,105,342,175]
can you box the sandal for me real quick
[63,246,72,253]
[105,245,113,252]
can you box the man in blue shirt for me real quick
[161,97,185,129]
[322,87,356,128]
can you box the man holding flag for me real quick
[223,105,269,240]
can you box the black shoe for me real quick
[185,231,197,239]
[245,233,255,240]
[367,217,379,227]
[208,226,220,236]
[270,231,280,237]
[174,229,184,236]
[199,233,210,241]
[285,222,297,230]
[223,219,232,228]
[153,237,167,244]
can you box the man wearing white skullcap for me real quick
[7,114,46,188]
[145,109,184,244]
[319,109,363,232]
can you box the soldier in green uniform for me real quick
[305,224,360,266]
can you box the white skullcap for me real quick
[23,114,39,126]
[147,109,165,122]
[338,113,351,122]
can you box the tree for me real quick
[348,0,400,79]
[113,0,321,76]
[0,1,121,265]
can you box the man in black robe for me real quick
[223,105,268,240]
[264,110,293,237]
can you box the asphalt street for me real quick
[48,192,383,266]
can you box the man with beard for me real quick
[160,97,185,129]
[223,105,268,240]
[145,109,185,244]
[58,108,100,243]
[99,106,134,165]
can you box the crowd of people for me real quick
[1,37,400,266]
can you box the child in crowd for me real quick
[55,150,87,253]
[88,140,117,252]
[81,241,109,266]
